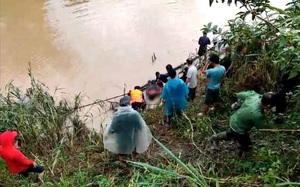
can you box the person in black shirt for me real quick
[198,31,211,57]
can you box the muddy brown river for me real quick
[0,0,289,131]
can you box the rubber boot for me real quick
[209,132,228,147]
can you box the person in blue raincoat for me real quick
[103,96,152,167]
[161,68,189,126]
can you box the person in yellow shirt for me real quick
[128,86,146,111]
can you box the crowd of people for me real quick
[1,31,299,181]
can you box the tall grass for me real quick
[1,67,299,186]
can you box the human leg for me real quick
[188,87,196,102]
[165,104,173,126]
[131,103,138,110]
[210,128,234,147]
[131,148,137,160]
[118,154,128,167]
[235,133,252,153]
[19,164,45,181]
[198,89,214,116]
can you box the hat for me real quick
[119,96,131,106]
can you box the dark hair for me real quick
[166,64,173,71]
[168,68,177,79]
[155,71,160,76]
[186,58,193,65]
[134,86,141,90]
[261,92,276,107]
[208,53,220,64]
[157,81,163,87]
[203,31,207,35]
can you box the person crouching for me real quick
[128,86,146,111]
[103,96,152,167]
[209,91,275,156]
[0,131,45,182]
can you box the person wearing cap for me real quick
[198,31,211,57]
[209,91,276,155]
[199,53,226,116]
[185,58,198,101]
[103,96,152,167]
[0,131,45,181]
[161,69,189,126]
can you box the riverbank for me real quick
[1,1,300,186]
[0,69,299,186]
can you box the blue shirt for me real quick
[206,66,225,90]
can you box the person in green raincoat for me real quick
[210,91,276,155]
[103,96,152,167]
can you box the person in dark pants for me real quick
[199,54,225,116]
[273,66,300,124]
[0,131,45,182]
[220,46,236,78]
[128,86,146,111]
[198,31,211,57]
[185,58,198,101]
[179,66,189,83]
[209,91,276,155]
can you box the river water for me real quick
[0,0,289,131]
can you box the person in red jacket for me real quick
[0,131,44,181]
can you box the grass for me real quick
[0,69,299,187]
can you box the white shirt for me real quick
[186,65,198,88]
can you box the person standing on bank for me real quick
[199,53,225,116]
[185,58,198,101]
[103,96,152,167]
[198,31,211,57]
[161,69,189,126]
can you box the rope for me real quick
[68,47,218,114]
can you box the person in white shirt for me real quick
[185,58,198,101]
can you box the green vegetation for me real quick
[1,0,300,186]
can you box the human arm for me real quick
[236,91,256,103]
[252,112,268,129]
[226,53,236,74]
[161,85,168,100]
[13,151,34,167]
[185,69,192,85]
[202,57,211,75]
[207,37,211,45]
[198,37,202,45]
